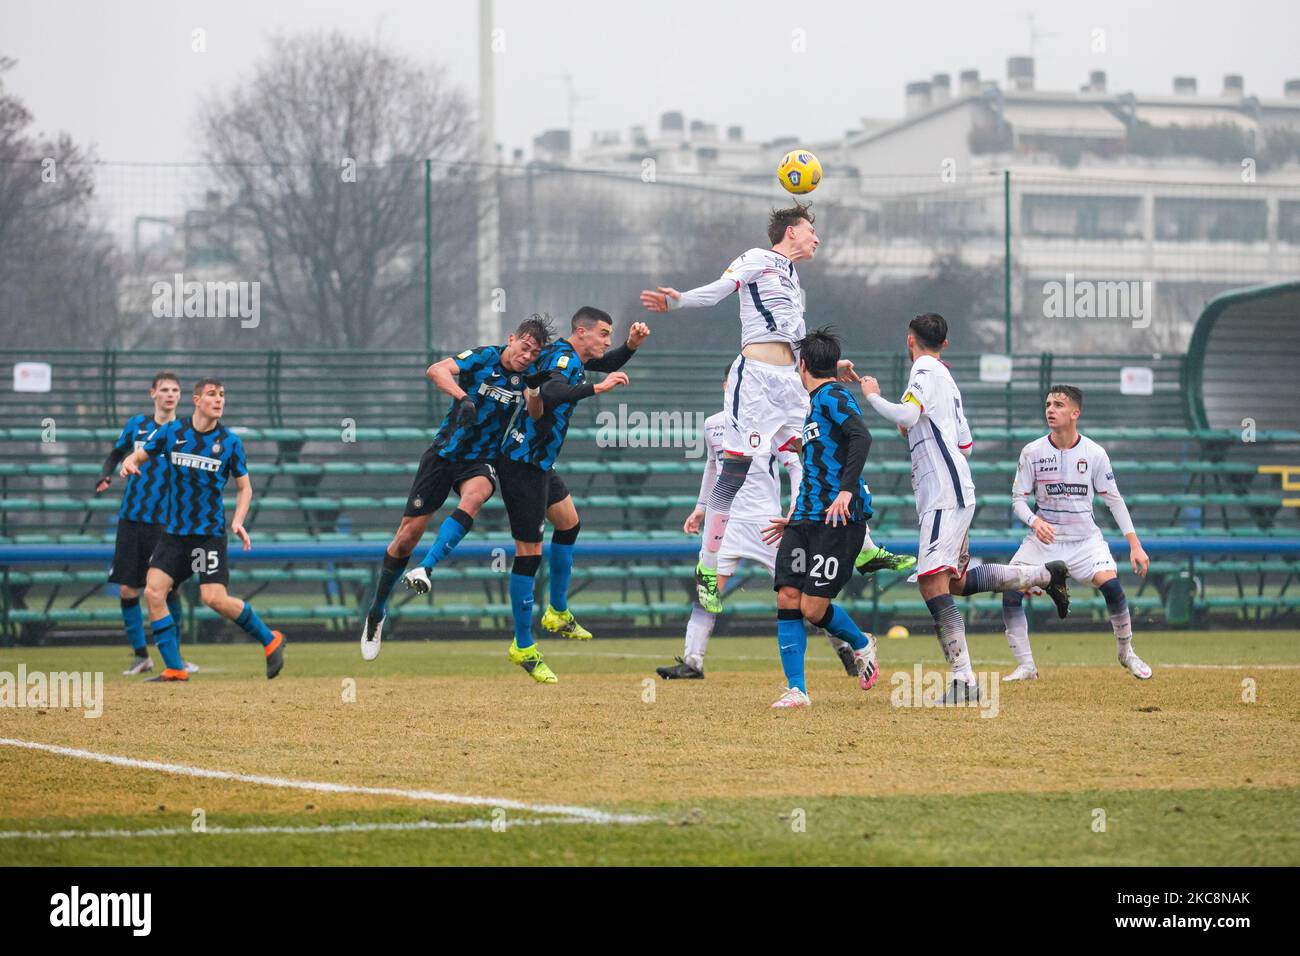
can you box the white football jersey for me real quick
[722,248,806,349]
[701,411,800,522]
[1013,433,1124,538]
[901,354,976,515]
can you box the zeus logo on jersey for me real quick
[476,381,521,405]
[171,452,222,472]
[1044,482,1089,496]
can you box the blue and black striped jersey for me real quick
[434,345,530,461]
[110,414,171,524]
[142,418,248,537]
[501,339,583,471]
[792,382,874,524]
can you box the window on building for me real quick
[1154,197,1268,242]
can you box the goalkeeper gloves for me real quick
[450,397,477,428]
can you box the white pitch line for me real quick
[0,738,652,825]
[473,647,1300,669]
[0,817,594,841]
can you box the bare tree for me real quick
[0,57,123,348]
[197,32,476,349]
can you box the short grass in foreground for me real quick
[1,631,1298,865]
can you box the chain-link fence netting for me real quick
[2,159,1298,357]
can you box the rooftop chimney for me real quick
[1173,76,1197,95]
[1087,70,1107,93]
[931,73,951,105]
[726,125,743,142]
[904,80,932,116]
[1222,74,1244,97]
[959,69,980,96]
[1007,56,1034,92]
[531,129,571,162]
[1284,79,1300,99]
[660,111,684,133]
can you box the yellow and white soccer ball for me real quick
[777,149,822,194]
[886,625,910,640]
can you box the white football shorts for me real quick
[916,504,975,578]
[723,355,807,456]
[716,520,778,577]
[1011,532,1116,584]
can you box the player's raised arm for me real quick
[640,251,764,313]
[429,349,492,429]
[858,376,922,429]
[537,370,628,412]
[585,321,649,372]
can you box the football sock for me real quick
[120,597,147,654]
[511,555,542,649]
[683,604,715,671]
[861,524,878,553]
[926,594,975,685]
[235,602,275,647]
[1100,578,1133,656]
[150,615,184,671]
[549,523,580,613]
[368,551,410,621]
[961,562,1048,595]
[776,608,808,693]
[1002,590,1034,667]
[814,604,869,651]
[700,456,751,569]
[166,590,182,630]
[418,509,473,572]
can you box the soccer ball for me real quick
[886,625,910,640]
[777,149,822,194]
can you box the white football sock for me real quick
[683,605,714,670]
[1003,601,1034,667]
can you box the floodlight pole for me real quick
[477,0,501,344]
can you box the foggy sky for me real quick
[4,0,1298,163]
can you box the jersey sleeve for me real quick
[955,397,974,454]
[227,435,248,479]
[1092,446,1135,535]
[721,251,765,286]
[451,346,497,374]
[141,421,172,457]
[901,366,932,413]
[1012,450,1037,527]
[112,417,138,454]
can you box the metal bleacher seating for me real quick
[2,348,1298,643]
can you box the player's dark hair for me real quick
[798,326,841,378]
[909,312,948,350]
[515,314,553,348]
[1047,384,1084,411]
[151,370,180,389]
[571,306,612,331]
[768,201,815,246]
[193,377,223,395]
